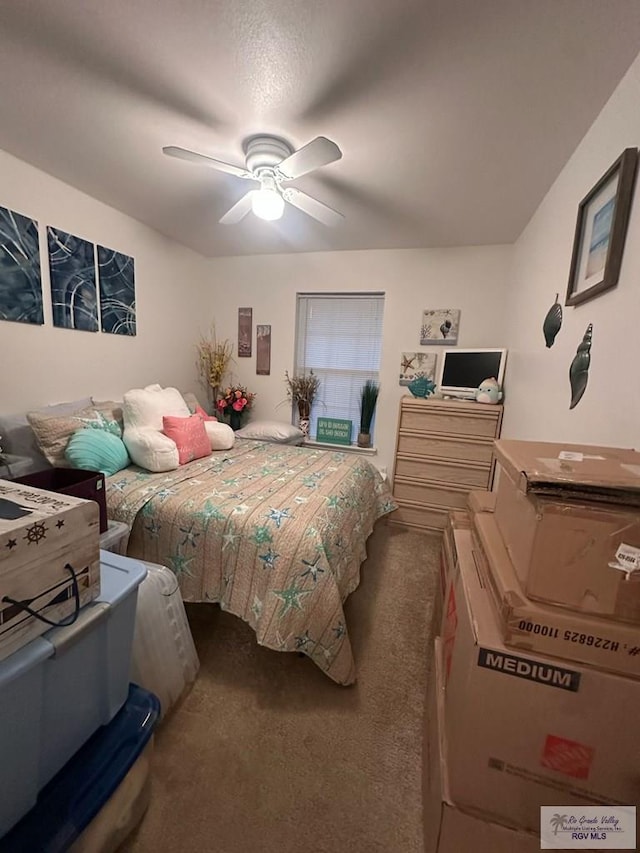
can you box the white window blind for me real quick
[295,293,384,441]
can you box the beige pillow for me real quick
[181,391,204,414]
[27,406,97,467]
[91,400,124,433]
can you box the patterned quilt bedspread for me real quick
[106,439,397,684]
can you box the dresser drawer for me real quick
[399,404,500,438]
[394,456,491,488]
[397,432,495,464]
[388,501,449,531]
[393,478,472,510]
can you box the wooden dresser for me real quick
[389,397,503,533]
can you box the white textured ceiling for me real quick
[1,0,640,257]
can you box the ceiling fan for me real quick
[162,135,344,226]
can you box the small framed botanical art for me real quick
[566,147,638,307]
[399,352,437,386]
[420,309,460,345]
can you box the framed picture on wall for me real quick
[256,324,271,375]
[420,309,460,345]
[566,147,638,307]
[399,352,436,386]
[238,307,252,356]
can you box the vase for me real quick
[229,410,243,431]
[297,401,310,438]
[299,418,310,439]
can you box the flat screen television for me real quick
[436,348,507,400]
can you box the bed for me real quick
[106,438,396,684]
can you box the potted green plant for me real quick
[358,380,379,447]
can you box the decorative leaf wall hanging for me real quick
[543,293,563,347]
[569,323,593,409]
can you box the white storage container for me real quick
[99,521,131,555]
[131,561,199,719]
[0,553,146,838]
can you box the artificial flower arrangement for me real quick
[216,385,256,417]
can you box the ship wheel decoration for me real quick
[23,522,48,545]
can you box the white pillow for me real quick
[123,427,180,473]
[235,420,304,444]
[122,385,190,472]
[203,421,235,451]
[123,385,190,430]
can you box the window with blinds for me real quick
[294,293,385,442]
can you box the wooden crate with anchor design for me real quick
[0,478,100,661]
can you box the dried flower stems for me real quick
[284,370,320,406]
[196,327,234,404]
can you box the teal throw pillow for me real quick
[65,428,131,477]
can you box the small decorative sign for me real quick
[316,418,353,445]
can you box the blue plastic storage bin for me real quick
[0,553,147,838]
[0,683,160,853]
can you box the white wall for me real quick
[502,53,640,447]
[201,247,511,474]
[0,149,206,412]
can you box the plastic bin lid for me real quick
[0,683,160,853]
[97,551,147,606]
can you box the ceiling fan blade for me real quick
[283,188,344,227]
[219,191,255,225]
[162,146,253,179]
[277,137,342,180]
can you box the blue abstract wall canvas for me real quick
[0,205,43,325]
[47,227,98,331]
[97,245,136,336]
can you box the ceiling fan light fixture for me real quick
[164,135,343,226]
[249,175,283,221]
[252,187,285,221]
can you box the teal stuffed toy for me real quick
[475,377,502,404]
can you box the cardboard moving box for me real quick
[441,510,469,593]
[467,489,496,514]
[0,479,100,660]
[494,439,640,505]
[442,528,640,834]
[494,460,640,622]
[423,638,541,852]
[471,510,640,679]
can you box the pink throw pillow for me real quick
[195,404,217,422]
[162,414,212,465]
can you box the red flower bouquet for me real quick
[216,385,256,428]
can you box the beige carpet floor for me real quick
[122,521,441,853]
